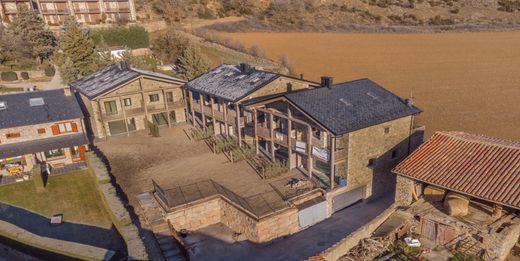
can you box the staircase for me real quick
[137,192,187,261]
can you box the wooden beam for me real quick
[287,107,293,169]
[210,97,217,135]
[306,124,313,178]
[200,94,206,130]
[330,136,336,190]
[269,112,275,162]
[97,100,109,139]
[223,102,229,136]
[188,90,195,126]
[256,107,311,128]
[236,103,242,147]
[253,109,259,154]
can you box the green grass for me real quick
[0,171,112,228]
[0,86,24,93]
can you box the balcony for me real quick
[42,9,69,14]
[147,104,166,113]
[74,8,101,14]
[166,100,184,110]
[273,130,288,146]
[105,8,130,13]
[256,126,270,139]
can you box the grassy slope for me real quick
[0,171,112,228]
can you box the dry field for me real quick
[221,32,520,140]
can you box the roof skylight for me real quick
[29,97,45,106]
[0,101,6,110]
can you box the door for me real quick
[421,218,437,241]
[332,186,365,213]
[299,199,327,228]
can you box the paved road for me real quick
[185,195,394,261]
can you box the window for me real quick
[166,92,174,103]
[368,158,376,168]
[6,133,21,139]
[37,128,46,134]
[104,100,118,114]
[391,149,400,159]
[70,146,80,158]
[58,122,73,133]
[149,94,159,102]
[123,98,132,107]
[384,127,390,134]
[45,148,65,159]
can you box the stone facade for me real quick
[165,197,300,243]
[77,76,185,139]
[395,175,415,206]
[240,77,315,102]
[0,119,84,144]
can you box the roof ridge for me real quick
[438,131,520,149]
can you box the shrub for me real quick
[1,71,18,81]
[498,0,520,12]
[20,71,29,80]
[44,66,55,77]
[91,25,149,49]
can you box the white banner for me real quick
[295,141,306,153]
[312,146,330,161]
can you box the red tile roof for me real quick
[393,131,520,209]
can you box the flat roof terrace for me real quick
[96,124,315,215]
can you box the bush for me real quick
[91,25,149,49]
[44,66,55,77]
[1,71,18,81]
[498,0,520,12]
[20,71,29,80]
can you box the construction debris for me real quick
[338,237,390,261]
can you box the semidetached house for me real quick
[71,62,187,139]
[0,89,89,177]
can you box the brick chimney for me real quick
[63,87,72,96]
[320,76,333,88]
[239,63,251,74]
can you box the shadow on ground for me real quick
[185,194,394,261]
[0,202,126,257]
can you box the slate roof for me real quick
[70,63,186,99]
[185,64,281,102]
[284,79,422,135]
[393,131,520,209]
[0,89,84,129]
[0,133,88,158]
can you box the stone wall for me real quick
[319,204,397,261]
[346,116,413,200]
[245,77,314,101]
[395,175,415,206]
[165,197,300,243]
[0,118,85,144]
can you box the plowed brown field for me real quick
[221,32,520,140]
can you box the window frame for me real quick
[104,100,118,114]
[148,93,160,103]
[37,128,46,134]
[6,132,21,139]
[123,98,132,107]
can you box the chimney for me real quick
[63,87,72,96]
[320,76,333,88]
[239,63,251,74]
[300,73,304,80]
[118,61,129,70]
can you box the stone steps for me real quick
[137,192,187,261]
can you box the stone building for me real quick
[184,63,318,145]
[0,89,88,176]
[245,78,422,214]
[71,62,186,139]
[0,0,136,25]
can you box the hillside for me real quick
[136,0,520,32]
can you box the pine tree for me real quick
[10,5,55,62]
[57,16,100,84]
[177,45,209,80]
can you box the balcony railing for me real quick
[105,8,130,13]
[42,9,69,14]
[74,8,101,14]
[256,126,270,139]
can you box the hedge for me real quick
[86,152,148,260]
[44,66,55,77]
[91,25,149,49]
[21,72,30,80]
[1,71,18,81]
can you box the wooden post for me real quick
[210,97,217,135]
[162,89,171,128]
[223,102,229,136]
[330,136,336,190]
[306,125,313,178]
[189,90,195,127]
[97,100,109,139]
[200,94,206,130]
[236,103,242,147]
[269,112,275,162]
[253,109,259,154]
[493,204,503,217]
[287,108,293,169]
[118,96,130,136]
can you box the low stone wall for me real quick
[164,196,300,243]
[319,204,397,261]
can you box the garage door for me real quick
[298,197,327,228]
[332,186,365,213]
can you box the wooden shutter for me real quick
[51,124,60,135]
[78,145,86,160]
[71,122,78,132]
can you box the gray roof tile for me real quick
[285,79,422,135]
[70,63,186,99]
[185,64,280,102]
[0,89,84,129]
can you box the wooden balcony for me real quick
[41,9,69,14]
[334,148,347,163]
[105,8,130,13]
[273,130,288,146]
[167,100,184,109]
[74,8,100,14]
[147,104,166,113]
[256,126,270,139]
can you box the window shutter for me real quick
[51,125,60,135]
[78,145,86,160]
[71,122,78,132]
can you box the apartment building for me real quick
[0,89,89,177]
[71,62,187,139]
[0,0,136,25]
